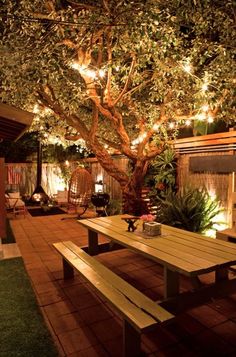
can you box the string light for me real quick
[44,107,52,114]
[33,104,40,113]
[98,69,106,78]
[202,82,208,91]
[152,123,160,131]
[182,59,192,74]
[202,104,209,112]
[68,56,218,136]
[70,61,107,80]
[195,113,206,121]
[70,61,80,71]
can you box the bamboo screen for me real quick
[177,152,233,225]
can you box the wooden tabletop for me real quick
[78,215,236,278]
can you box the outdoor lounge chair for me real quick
[5,192,26,218]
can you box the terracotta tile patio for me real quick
[6,210,236,356]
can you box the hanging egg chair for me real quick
[67,167,94,218]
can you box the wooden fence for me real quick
[3,131,236,226]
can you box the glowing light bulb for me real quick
[207,115,214,123]
[153,123,159,131]
[70,61,80,70]
[33,104,40,113]
[131,139,138,146]
[185,119,191,126]
[196,113,206,120]
[98,69,106,78]
[202,104,209,112]
[44,107,52,114]
[65,160,69,166]
[86,69,97,79]
[202,83,208,91]
[182,60,192,73]
[169,122,175,129]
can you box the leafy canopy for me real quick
[0,0,235,158]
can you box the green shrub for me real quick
[156,186,222,234]
[106,198,122,216]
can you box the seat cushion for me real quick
[8,192,21,199]
[7,193,25,208]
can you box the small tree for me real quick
[0,0,235,213]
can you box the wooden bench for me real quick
[53,241,174,357]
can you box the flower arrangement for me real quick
[140,214,156,232]
[140,214,155,222]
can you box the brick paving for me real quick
[8,210,236,356]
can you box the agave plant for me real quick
[156,186,222,234]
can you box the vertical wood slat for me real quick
[0,158,6,239]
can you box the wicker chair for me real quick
[67,167,94,218]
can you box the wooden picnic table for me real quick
[78,214,236,312]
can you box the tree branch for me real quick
[89,102,99,141]
[102,0,110,14]
[112,54,136,106]
[104,29,113,104]
[212,89,229,116]
[65,0,98,11]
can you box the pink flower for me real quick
[140,214,155,222]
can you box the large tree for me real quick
[0,0,235,213]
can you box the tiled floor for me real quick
[6,210,236,356]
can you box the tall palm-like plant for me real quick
[156,187,222,234]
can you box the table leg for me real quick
[164,267,179,299]
[215,267,228,282]
[88,229,99,255]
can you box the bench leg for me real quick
[164,267,179,299]
[123,320,141,357]
[63,258,74,279]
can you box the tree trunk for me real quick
[122,160,149,215]
[90,143,149,215]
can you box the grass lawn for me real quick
[0,257,59,356]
